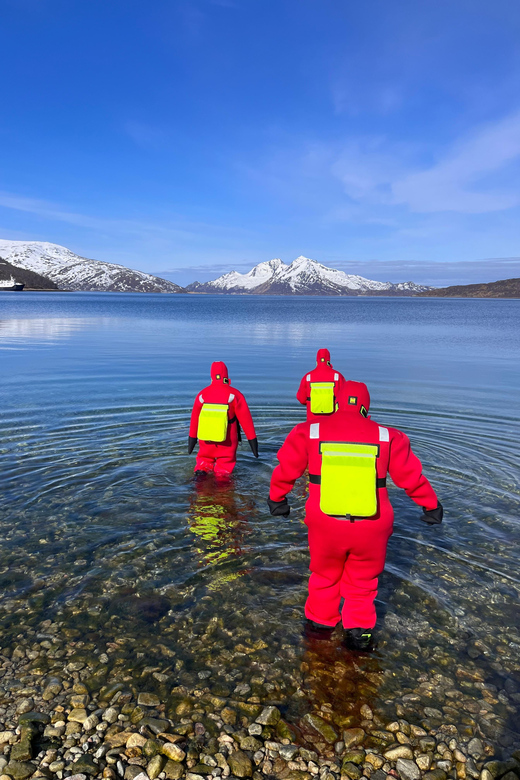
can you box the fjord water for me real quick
[0,293,519,747]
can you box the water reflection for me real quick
[187,474,254,590]
[0,316,89,344]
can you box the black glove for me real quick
[422,503,443,525]
[248,438,259,458]
[187,436,197,455]
[268,498,290,517]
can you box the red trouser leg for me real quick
[305,509,393,629]
[195,441,217,473]
[305,513,346,626]
[214,421,238,476]
[340,514,393,628]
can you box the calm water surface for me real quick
[0,293,519,747]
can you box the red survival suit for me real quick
[296,349,346,419]
[269,381,440,629]
[188,362,258,476]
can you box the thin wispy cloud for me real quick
[392,110,520,213]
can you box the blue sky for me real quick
[1,0,520,286]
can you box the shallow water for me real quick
[0,293,519,748]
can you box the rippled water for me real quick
[0,293,519,749]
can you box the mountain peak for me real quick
[186,255,432,296]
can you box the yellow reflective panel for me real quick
[320,443,378,517]
[197,403,229,442]
[310,382,335,414]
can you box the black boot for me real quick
[303,618,335,640]
[343,628,376,652]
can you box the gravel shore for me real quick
[0,619,518,780]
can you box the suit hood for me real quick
[339,381,371,415]
[316,348,331,366]
[210,361,229,383]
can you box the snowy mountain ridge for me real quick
[0,240,184,293]
[187,255,432,295]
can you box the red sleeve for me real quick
[296,375,308,405]
[388,429,438,511]
[234,391,256,440]
[335,372,346,396]
[189,394,203,438]
[269,424,309,501]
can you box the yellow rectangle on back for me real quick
[310,382,335,414]
[320,442,378,517]
[197,403,229,442]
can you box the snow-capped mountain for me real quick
[0,240,185,293]
[187,256,432,296]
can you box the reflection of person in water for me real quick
[187,475,253,590]
[299,631,384,741]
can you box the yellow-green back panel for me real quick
[320,442,378,517]
[310,382,335,414]
[197,403,229,442]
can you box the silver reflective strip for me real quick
[228,393,235,402]
[334,372,338,380]
[310,423,320,439]
[307,374,311,381]
[325,452,373,458]
[379,426,389,442]
[199,394,204,403]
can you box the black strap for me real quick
[229,415,237,424]
[309,474,386,488]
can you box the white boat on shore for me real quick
[0,276,24,291]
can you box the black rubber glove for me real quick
[422,503,443,525]
[187,436,197,455]
[248,438,259,458]
[268,498,290,517]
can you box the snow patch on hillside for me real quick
[0,240,184,293]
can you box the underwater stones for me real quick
[365,754,384,770]
[105,731,136,748]
[68,708,88,724]
[71,755,99,775]
[342,750,365,765]
[161,743,186,762]
[343,729,366,749]
[124,768,144,780]
[4,762,36,780]
[9,742,32,763]
[416,755,432,771]
[221,707,237,725]
[14,699,33,716]
[341,762,362,780]
[227,750,253,778]
[395,759,421,780]
[140,717,169,734]
[255,707,281,726]
[17,711,50,725]
[147,754,165,779]
[103,707,120,724]
[163,761,184,780]
[468,740,485,760]
[82,714,99,731]
[301,714,338,744]
[138,693,161,708]
[239,736,263,752]
[384,747,414,761]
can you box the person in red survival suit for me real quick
[188,361,259,476]
[296,349,346,419]
[268,381,443,652]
